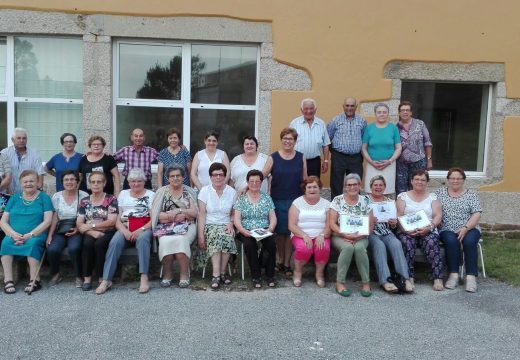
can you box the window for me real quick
[401,81,490,174]
[0,36,83,160]
[114,41,259,160]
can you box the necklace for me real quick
[22,191,39,205]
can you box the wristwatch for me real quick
[91,223,96,229]
[141,227,146,232]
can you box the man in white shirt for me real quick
[289,98,331,178]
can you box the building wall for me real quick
[0,1,519,225]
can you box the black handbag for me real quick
[56,191,79,235]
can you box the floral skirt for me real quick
[204,224,237,257]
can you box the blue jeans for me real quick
[369,233,410,284]
[440,229,480,276]
[47,233,83,277]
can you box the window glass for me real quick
[15,103,83,161]
[0,102,6,149]
[115,106,183,150]
[401,82,489,172]
[190,109,255,159]
[14,37,82,99]
[0,38,6,94]
[119,43,182,100]
[191,45,257,105]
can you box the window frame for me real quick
[112,39,261,155]
[400,80,493,179]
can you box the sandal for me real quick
[178,279,190,288]
[211,276,220,289]
[316,278,326,288]
[267,278,276,287]
[95,281,112,295]
[220,273,232,285]
[4,281,16,294]
[284,267,293,277]
[276,263,286,272]
[138,284,150,294]
[252,278,262,289]
[160,279,172,288]
[382,282,399,293]
[24,280,42,293]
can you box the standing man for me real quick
[0,128,45,194]
[289,98,331,178]
[327,97,367,199]
[114,128,158,190]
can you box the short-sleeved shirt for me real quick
[289,116,331,159]
[233,191,275,230]
[435,187,482,232]
[230,153,268,193]
[330,194,371,218]
[198,184,236,225]
[292,196,330,238]
[113,145,159,181]
[78,154,118,195]
[397,191,437,221]
[46,152,84,191]
[327,113,367,154]
[52,190,89,220]
[78,194,118,222]
[117,189,155,221]
[1,146,45,193]
[398,118,433,163]
[362,123,401,161]
[157,147,192,186]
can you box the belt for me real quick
[332,149,361,157]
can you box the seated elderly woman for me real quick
[288,176,331,288]
[329,173,374,297]
[198,162,237,289]
[367,175,413,293]
[77,171,118,291]
[0,170,53,294]
[46,170,88,287]
[96,169,155,295]
[435,167,483,292]
[151,164,198,288]
[396,169,443,291]
[233,170,277,288]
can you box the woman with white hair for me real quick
[361,103,402,195]
[96,168,154,294]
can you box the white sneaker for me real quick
[445,273,459,289]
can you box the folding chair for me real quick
[459,238,487,278]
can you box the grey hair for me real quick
[373,103,389,113]
[127,168,146,181]
[166,163,186,178]
[344,173,361,184]
[13,127,28,137]
[300,98,317,109]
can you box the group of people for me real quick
[0,96,483,296]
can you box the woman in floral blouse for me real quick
[233,170,277,288]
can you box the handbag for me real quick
[153,221,189,237]
[128,216,151,232]
[56,218,77,235]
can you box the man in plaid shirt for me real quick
[114,128,158,190]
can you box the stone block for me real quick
[260,58,311,91]
[83,36,112,87]
[261,42,273,58]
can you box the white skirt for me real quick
[158,223,197,261]
[364,162,396,195]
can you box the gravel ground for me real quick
[1,275,520,360]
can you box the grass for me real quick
[482,234,520,286]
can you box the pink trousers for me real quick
[292,236,331,264]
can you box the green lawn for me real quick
[482,235,520,286]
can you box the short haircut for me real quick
[60,133,78,145]
[166,128,182,140]
[369,174,387,188]
[411,169,430,182]
[13,127,28,138]
[209,162,227,177]
[374,103,390,113]
[280,127,298,141]
[300,98,317,109]
[447,167,466,180]
[398,101,413,112]
[88,171,106,183]
[166,163,186,178]
[301,175,322,193]
[19,169,38,181]
[246,169,264,182]
[344,173,361,184]
[242,135,259,148]
[61,169,80,183]
[127,168,146,181]
[205,130,220,141]
[88,135,106,147]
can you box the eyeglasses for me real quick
[248,180,261,184]
[168,174,183,179]
[282,137,295,141]
[211,173,225,178]
[91,143,103,147]
[448,177,464,181]
[345,183,359,187]
[399,109,411,112]
[63,141,75,144]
